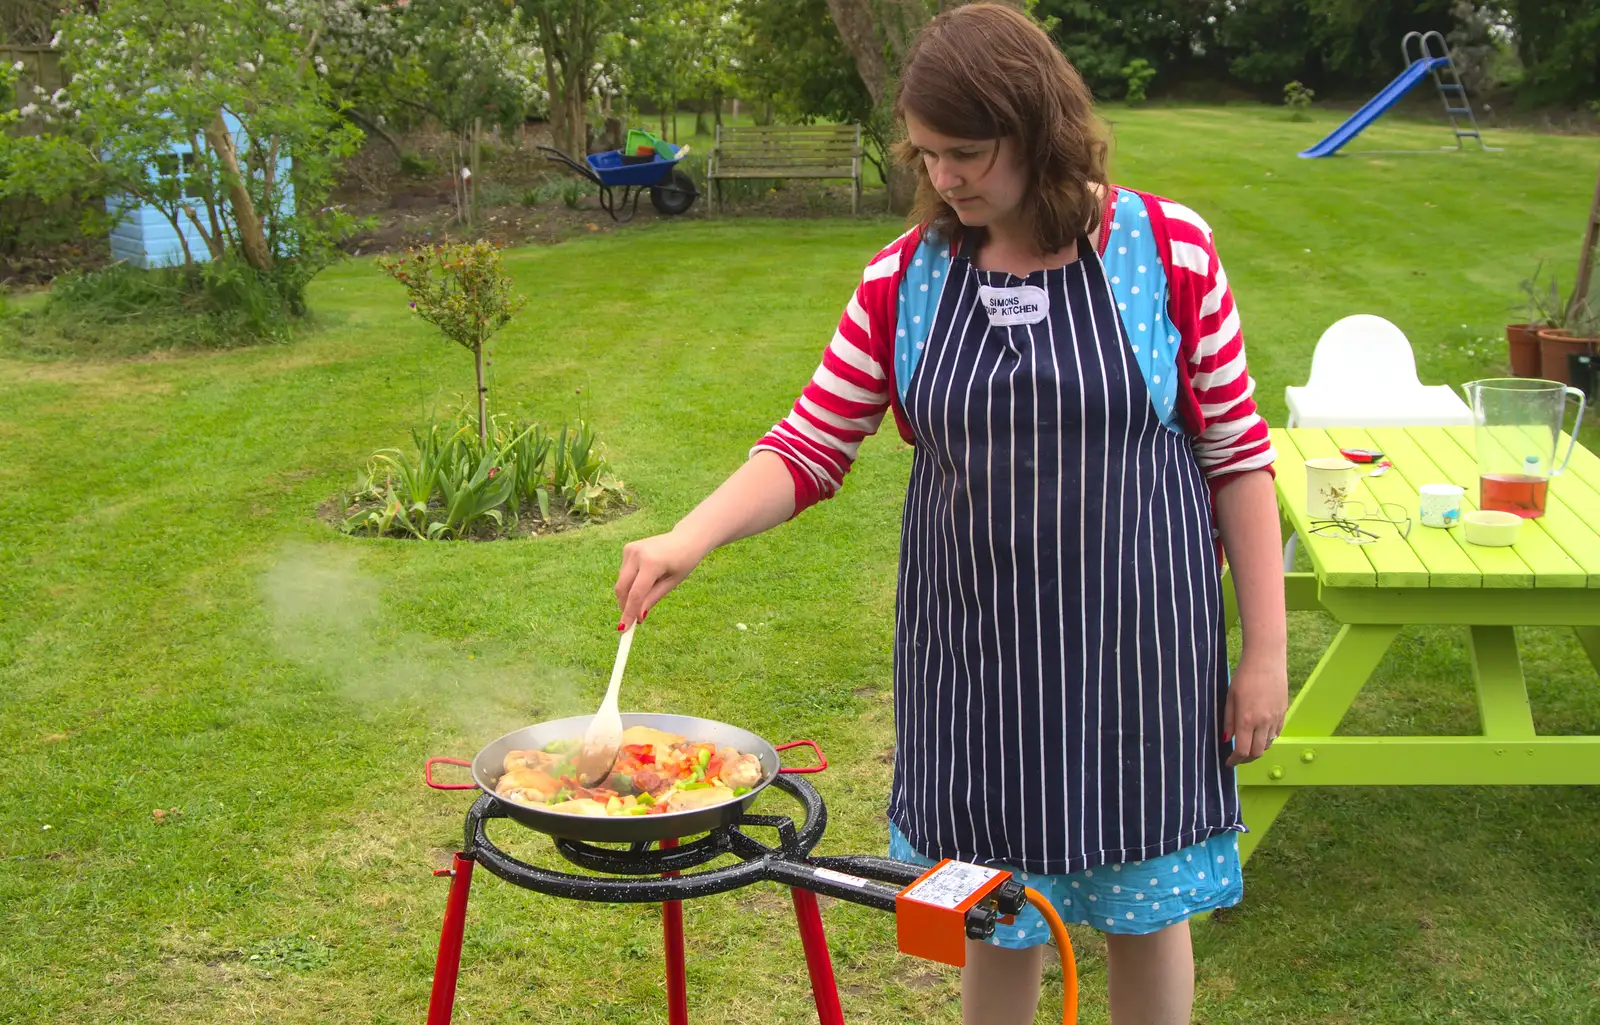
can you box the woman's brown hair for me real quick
[894,3,1108,254]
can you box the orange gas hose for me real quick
[1023,886,1079,1025]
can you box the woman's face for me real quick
[905,112,1027,231]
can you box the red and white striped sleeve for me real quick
[1158,200,1276,490]
[750,231,914,515]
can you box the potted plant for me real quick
[1508,261,1558,377]
[1536,289,1599,386]
[1513,261,1599,383]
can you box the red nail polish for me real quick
[1222,732,1233,743]
[617,621,626,632]
[640,609,648,622]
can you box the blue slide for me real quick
[1298,57,1448,158]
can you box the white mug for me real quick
[1305,457,1359,519]
[1419,483,1465,528]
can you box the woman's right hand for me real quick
[613,451,800,629]
[615,528,712,628]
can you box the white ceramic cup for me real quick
[1419,483,1466,528]
[1305,457,1359,519]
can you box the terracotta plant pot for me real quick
[1537,328,1600,385]
[1506,323,1543,377]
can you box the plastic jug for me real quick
[1461,378,1587,519]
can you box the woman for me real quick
[614,6,1287,1022]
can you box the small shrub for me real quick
[1121,59,1156,104]
[399,151,439,179]
[1284,81,1315,121]
[377,241,526,445]
[518,177,580,207]
[475,181,521,207]
[1,255,312,356]
[340,404,630,540]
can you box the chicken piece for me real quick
[716,748,764,789]
[496,768,563,804]
[503,748,559,774]
[546,798,610,817]
[619,726,686,762]
[500,766,560,792]
[665,786,736,812]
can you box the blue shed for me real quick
[107,109,294,269]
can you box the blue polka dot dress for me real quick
[885,230,1244,938]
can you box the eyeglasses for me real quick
[1308,501,1412,545]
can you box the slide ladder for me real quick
[1405,30,1490,151]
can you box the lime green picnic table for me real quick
[1229,426,1600,865]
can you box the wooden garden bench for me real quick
[705,123,864,215]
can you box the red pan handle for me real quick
[775,739,828,774]
[425,757,478,790]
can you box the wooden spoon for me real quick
[573,623,635,787]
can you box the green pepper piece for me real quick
[733,786,751,797]
[635,792,655,807]
[610,772,633,794]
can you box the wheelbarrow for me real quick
[538,141,699,224]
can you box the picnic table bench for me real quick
[1227,426,1600,864]
[705,123,864,215]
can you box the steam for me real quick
[261,544,587,740]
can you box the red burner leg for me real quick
[661,838,689,1025]
[427,853,476,1025]
[791,888,846,1025]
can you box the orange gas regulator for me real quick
[896,859,1079,1023]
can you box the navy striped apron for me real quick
[887,235,1240,876]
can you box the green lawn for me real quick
[4,105,1600,1024]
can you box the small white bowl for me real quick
[1463,509,1522,547]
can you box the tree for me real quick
[1035,0,1219,98]
[615,2,691,138]
[681,0,740,135]
[0,0,63,45]
[737,0,882,172]
[317,0,537,143]
[821,0,932,212]
[1213,0,1457,95]
[316,0,543,221]
[820,0,1028,212]
[1507,0,1600,104]
[0,0,361,298]
[1446,1,1502,96]
[518,0,631,158]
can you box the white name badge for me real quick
[978,284,1049,327]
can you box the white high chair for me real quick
[1281,315,1473,570]
[1284,315,1474,428]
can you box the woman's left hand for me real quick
[1222,654,1288,766]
